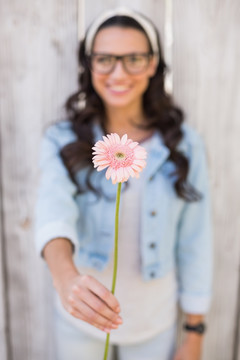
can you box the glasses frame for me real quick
[88,52,153,75]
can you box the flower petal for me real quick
[121,134,128,145]
[96,164,109,171]
[105,166,111,180]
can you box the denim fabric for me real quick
[35,120,213,314]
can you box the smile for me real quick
[107,85,131,94]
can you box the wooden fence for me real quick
[0,0,239,359]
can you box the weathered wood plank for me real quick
[236,277,240,360]
[172,1,240,359]
[0,191,7,360]
[235,272,240,360]
[0,0,78,359]
[0,3,10,359]
[0,270,7,360]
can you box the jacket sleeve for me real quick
[176,135,213,314]
[34,126,80,257]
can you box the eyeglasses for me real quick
[88,52,153,75]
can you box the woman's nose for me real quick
[111,59,128,78]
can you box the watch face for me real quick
[197,324,205,334]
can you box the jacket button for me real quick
[149,242,156,249]
[150,271,156,278]
[150,210,157,216]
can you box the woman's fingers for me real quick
[67,293,120,332]
[72,285,122,325]
[61,273,123,332]
[79,274,121,312]
[66,305,108,332]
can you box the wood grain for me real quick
[0,1,78,359]
[0,184,7,360]
[236,273,240,360]
[172,1,240,359]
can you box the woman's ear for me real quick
[148,55,158,77]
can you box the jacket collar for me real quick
[144,131,170,180]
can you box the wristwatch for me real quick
[183,322,206,334]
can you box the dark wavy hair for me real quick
[60,15,201,202]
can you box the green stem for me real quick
[103,182,122,360]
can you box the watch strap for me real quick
[183,322,206,334]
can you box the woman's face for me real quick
[90,26,157,111]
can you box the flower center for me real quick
[115,152,125,159]
[107,144,134,170]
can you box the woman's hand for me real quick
[43,238,122,333]
[57,272,123,333]
[173,333,203,360]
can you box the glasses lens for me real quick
[91,55,115,74]
[124,54,149,74]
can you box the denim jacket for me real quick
[34,120,213,314]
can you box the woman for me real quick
[35,7,212,360]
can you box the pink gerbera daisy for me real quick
[92,133,147,184]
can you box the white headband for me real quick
[85,7,159,64]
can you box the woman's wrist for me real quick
[43,238,79,291]
[53,262,79,293]
[185,313,205,325]
[183,313,206,343]
[185,331,205,342]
